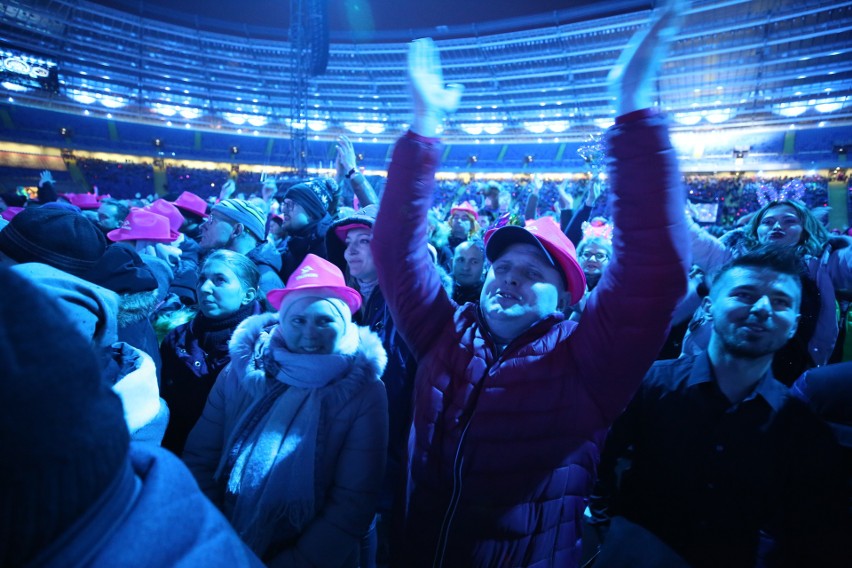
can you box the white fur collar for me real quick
[228,313,388,395]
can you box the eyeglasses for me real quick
[580,251,609,262]
[202,214,233,227]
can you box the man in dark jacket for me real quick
[279,179,337,281]
[371,7,691,565]
[590,249,850,567]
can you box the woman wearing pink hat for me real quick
[183,254,388,567]
[447,201,480,251]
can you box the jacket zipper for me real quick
[432,340,505,567]
[431,313,556,567]
[432,403,477,568]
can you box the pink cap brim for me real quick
[334,222,372,242]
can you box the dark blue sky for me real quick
[93,0,584,31]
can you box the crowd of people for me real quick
[1,1,850,566]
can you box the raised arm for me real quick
[523,174,542,222]
[336,135,378,207]
[567,0,691,422]
[372,38,464,358]
[687,215,732,274]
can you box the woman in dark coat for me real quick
[159,250,262,455]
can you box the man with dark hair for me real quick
[97,198,130,233]
[590,247,849,567]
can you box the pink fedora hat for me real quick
[64,193,102,210]
[173,191,209,219]
[107,208,174,243]
[450,201,479,220]
[145,199,182,239]
[267,253,362,314]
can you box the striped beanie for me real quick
[211,199,267,241]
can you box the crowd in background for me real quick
[1,2,851,567]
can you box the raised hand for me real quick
[608,0,688,115]
[39,170,55,187]
[219,178,236,201]
[407,38,464,137]
[557,180,574,211]
[531,174,543,195]
[586,179,605,207]
[336,135,358,174]
[261,179,277,202]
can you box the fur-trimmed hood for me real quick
[228,313,387,396]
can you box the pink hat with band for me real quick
[173,191,209,219]
[145,199,183,239]
[107,208,174,243]
[484,215,586,301]
[450,201,479,220]
[64,193,101,210]
[267,253,362,314]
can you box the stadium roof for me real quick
[91,0,652,39]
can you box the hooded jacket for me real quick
[28,443,263,568]
[372,114,689,568]
[11,263,168,444]
[183,313,389,567]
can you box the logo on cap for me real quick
[296,265,319,280]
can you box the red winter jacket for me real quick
[372,112,689,568]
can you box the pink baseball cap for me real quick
[484,215,586,300]
[267,254,362,314]
[145,199,183,239]
[173,191,209,219]
[107,208,174,243]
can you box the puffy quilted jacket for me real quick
[372,113,690,568]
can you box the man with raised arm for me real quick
[371,2,690,566]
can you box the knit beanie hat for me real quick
[0,207,107,278]
[212,199,267,241]
[85,244,159,295]
[283,179,336,221]
[0,267,129,566]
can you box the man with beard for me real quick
[278,179,337,281]
[589,247,849,567]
